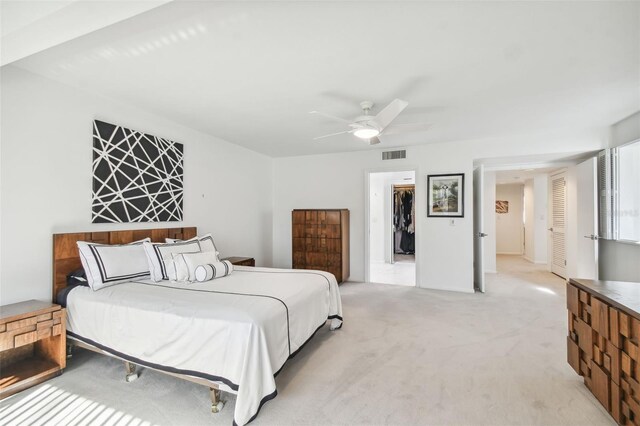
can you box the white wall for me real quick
[272,128,605,293]
[369,173,386,264]
[0,66,274,305]
[483,171,497,273]
[523,180,535,260]
[522,175,548,264]
[496,184,524,255]
[600,111,640,282]
[610,111,640,149]
[565,167,578,279]
[533,174,549,264]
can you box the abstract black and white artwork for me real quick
[92,120,184,223]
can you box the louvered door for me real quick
[551,172,567,278]
[598,149,615,240]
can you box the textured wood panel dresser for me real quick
[221,257,256,267]
[292,209,349,283]
[567,278,640,425]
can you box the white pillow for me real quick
[77,238,151,291]
[194,260,234,282]
[171,251,219,282]
[166,233,219,257]
[143,240,201,281]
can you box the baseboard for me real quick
[484,269,497,274]
[418,283,475,294]
[523,256,547,265]
[496,252,523,255]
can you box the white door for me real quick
[473,166,486,292]
[550,172,567,278]
[575,158,599,279]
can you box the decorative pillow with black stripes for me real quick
[77,238,151,290]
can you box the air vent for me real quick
[382,150,406,160]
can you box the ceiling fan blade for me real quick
[309,110,351,124]
[369,136,382,145]
[313,130,353,140]
[374,98,409,130]
[383,122,432,135]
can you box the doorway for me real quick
[476,165,556,286]
[367,170,416,286]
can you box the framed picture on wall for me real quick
[427,173,464,217]
[496,200,509,214]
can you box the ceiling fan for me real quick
[310,99,431,145]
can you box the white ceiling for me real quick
[495,167,560,185]
[6,1,640,157]
[1,0,75,37]
[0,0,171,65]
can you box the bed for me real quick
[52,227,343,426]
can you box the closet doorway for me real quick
[367,170,416,286]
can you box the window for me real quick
[616,140,640,242]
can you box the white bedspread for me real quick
[64,266,343,425]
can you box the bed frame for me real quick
[52,226,225,413]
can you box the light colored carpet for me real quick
[369,261,416,286]
[0,255,614,425]
[370,254,416,286]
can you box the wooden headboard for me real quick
[52,227,197,302]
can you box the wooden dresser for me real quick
[221,257,256,267]
[0,300,66,399]
[567,278,640,425]
[292,209,349,283]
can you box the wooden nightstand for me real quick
[0,300,66,399]
[222,257,255,267]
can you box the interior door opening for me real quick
[367,170,416,286]
[475,152,600,287]
[475,162,563,288]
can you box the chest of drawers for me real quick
[292,209,349,283]
[567,278,640,425]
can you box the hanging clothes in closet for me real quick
[393,187,415,254]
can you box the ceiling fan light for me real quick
[353,127,380,139]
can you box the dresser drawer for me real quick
[306,252,327,266]
[36,313,52,322]
[327,253,341,267]
[293,224,305,238]
[293,252,305,266]
[14,331,37,348]
[326,210,341,225]
[6,317,37,332]
[292,210,306,224]
[0,306,64,351]
[303,224,341,238]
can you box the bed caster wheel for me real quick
[210,388,224,414]
[125,361,138,383]
[66,345,74,359]
[211,401,225,413]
